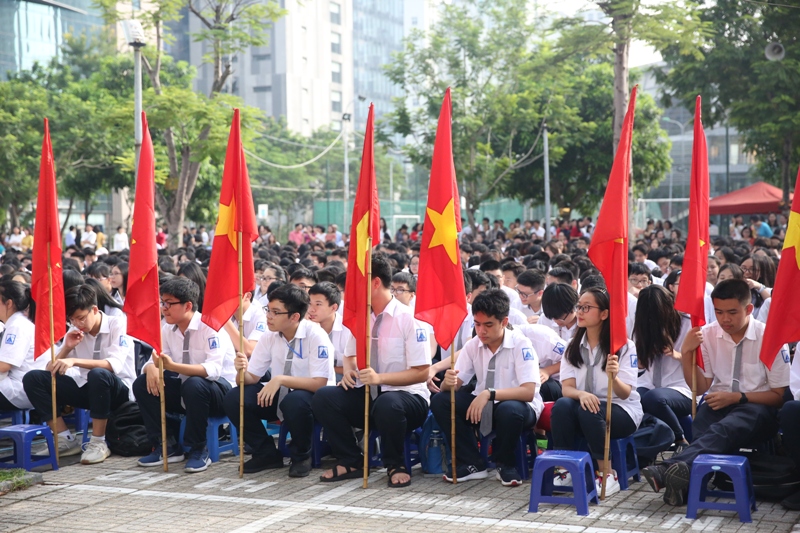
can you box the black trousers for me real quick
[311,386,428,469]
[133,373,231,450]
[23,368,130,421]
[540,379,563,402]
[223,385,315,461]
[430,389,536,469]
[666,401,779,466]
[637,386,693,441]
[551,397,638,461]
[0,392,18,412]
[780,401,800,466]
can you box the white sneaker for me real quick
[553,469,573,487]
[32,436,82,457]
[80,440,111,464]
[596,472,620,498]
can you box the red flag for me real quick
[31,118,66,359]
[675,96,709,369]
[343,104,380,369]
[588,86,637,355]
[759,166,800,368]
[202,109,258,331]
[124,112,162,354]
[415,88,467,349]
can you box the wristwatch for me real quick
[739,392,748,404]
[488,388,496,402]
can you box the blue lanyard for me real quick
[284,337,303,359]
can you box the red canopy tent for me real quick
[709,181,792,215]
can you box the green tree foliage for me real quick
[656,0,800,206]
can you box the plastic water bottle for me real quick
[425,430,444,476]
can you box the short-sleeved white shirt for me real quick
[502,285,523,311]
[539,315,578,343]
[520,305,543,319]
[248,320,335,386]
[559,337,643,427]
[0,312,45,408]
[700,318,789,394]
[326,313,354,368]
[515,323,568,381]
[637,318,692,398]
[232,303,268,342]
[456,328,543,419]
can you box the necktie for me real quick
[369,314,383,400]
[92,334,103,360]
[479,351,498,436]
[583,344,604,396]
[277,338,297,421]
[653,356,663,389]
[177,330,192,383]
[731,342,744,393]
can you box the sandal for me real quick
[319,464,364,483]
[387,465,411,488]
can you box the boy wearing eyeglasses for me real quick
[134,277,237,473]
[224,284,334,477]
[516,269,546,324]
[24,285,136,464]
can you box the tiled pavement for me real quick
[2,452,800,532]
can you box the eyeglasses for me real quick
[256,275,279,282]
[741,266,754,275]
[628,277,649,287]
[515,286,540,298]
[390,287,412,295]
[266,308,291,317]
[68,312,91,326]
[160,300,184,309]
[574,304,601,314]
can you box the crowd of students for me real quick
[0,213,797,509]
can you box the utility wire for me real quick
[244,130,343,169]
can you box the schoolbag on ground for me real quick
[711,453,800,501]
[633,413,675,467]
[105,401,152,456]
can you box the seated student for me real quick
[642,279,789,505]
[550,287,642,497]
[431,289,542,487]
[779,347,800,509]
[0,280,45,413]
[633,285,692,450]
[289,268,318,292]
[390,272,416,310]
[223,290,267,357]
[134,277,237,473]
[254,261,284,306]
[307,282,353,377]
[539,283,580,342]
[312,254,431,488]
[23,285,135,464]
[223,284,334,476]
[516,269,546,323]
[426,271,474,393]
[479,259,523,311]
[516,322,567,402]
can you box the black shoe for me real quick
[443,464,488,483]
[288,457,312,478]
[495,466,523,487]
[243,454,285,474]
[642,464,668,493]
[663,461,690,506]
[781,488,800,510]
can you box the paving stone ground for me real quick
[2,450,800,533]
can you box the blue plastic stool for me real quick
[62,408,91,444]
[528,450,598,516]
[575,435,640,490]
[686,454,756,523]
[479,430,535,480]
[367,429,421,472]
[0,409,30,425]
[277,421,330,468]
[0,424,59,471]
[179,416,239,462]
[679,415,693,443]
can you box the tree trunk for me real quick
[612,34,630,153]
[61,196,74,236]
[782,136,792,210]
[9,204,20,230]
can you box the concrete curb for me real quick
[0,472,43,493]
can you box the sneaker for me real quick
[663,461,690,506]
[642,464,668,493]
[80,440,111,465]
[443,464,488,483]
[596,472,620,498]
[243,453,285,474]
[32,435,82,457]
[288,457,312,478]
[496,465,523,487]
[184,448,212,473]
[137,444,185,467]
[553,468,573,487]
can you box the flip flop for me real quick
[387,465,411,488]
[319,464,364,483]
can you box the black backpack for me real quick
[633,414,675,467]
[711,453,800,501]
[106,401,152,457]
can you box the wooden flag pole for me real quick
[363,238,373,489]
[238,231,245,478]
[450,343,457,484]
[159,324,168,471]
[600,365,614,500]
[691,349,697,419]
[47,248,58,466]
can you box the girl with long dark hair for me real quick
[0,279,40,412]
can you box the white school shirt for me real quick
[516,323,568,381]
[626,293,637,338]
[501,285,523,311]
[758,298,772,325]
[520,304,543,320]
[559,337,643,427]
[113,232,129,251]
[538,315,578,343]
[508,307,527,326]
[637,317,692,398]
[232,303,268,342]
[248,320,335,385]
[456,328,544,419]
[64,312,136,400]
[700,318,789,394]
[253,288,269,307]
[454,303,474,351]
[144,312,237,386]
[81,230,97,246]
[0,312,45,409]
[327,313,354,368]
[344,297,432,402]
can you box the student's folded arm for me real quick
[496,382,535,402]
[746,388,785,408]
[168,362,210,378]
[379,365,430,386]
[560,378,582,400]
[71,358,113,372]
[276,375,328,392]
[0,362,11,374]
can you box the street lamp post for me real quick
[660,116,691,221]
[122,20,147,174]
[341,95,366,231]
[543,121,551,238]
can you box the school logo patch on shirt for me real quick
[553,342,565,355]
[5,334,15,345]
[318,346,329,359]
[416,329,427,342]
[782,348,790,363]
[255,322,266,332]
[208,336,220,350]
[630,354,638,368]
[119,335,128,347]
[522,348,534,361]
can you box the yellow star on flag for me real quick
[355,212,370,275]
[426,198,458,264]
[215,197,238,250]
[784,210,800,265]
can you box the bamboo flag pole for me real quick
[47,248,58,466]
[362,238,373,489]
[450,343,457,484]
[159,324,167,471]
[238,231,245,479]
[691,349,697,419]
[600,363,614,500]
